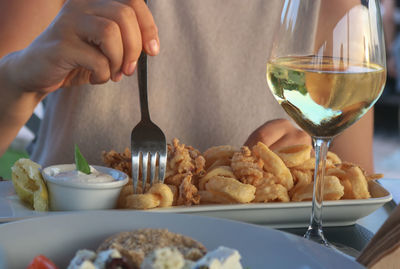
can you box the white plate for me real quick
[0,210,364,269]
[0,180,392,228]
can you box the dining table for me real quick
[0,177,398,263]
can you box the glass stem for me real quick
[304,136,332,246]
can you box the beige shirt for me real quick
[31,0,289,166]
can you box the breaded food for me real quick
[97,229,207,268]
[275,144,313,168]
[166,138,205,180]
[176,173,201,206]
[254,181,290,202]
[11,158,49,211]
[198,166,236,190]
[164,139,204,206]
[102,148,132,177]
[203,145,237,169]
[103,139,379,207]
[327,163,371,199]
[204,176,256,204]
[123,183,174,209]
[291,175,344,202]
[252,142,294,190]
[231,146,263,186]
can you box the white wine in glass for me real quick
[267,0,386,246]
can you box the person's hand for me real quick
[6,0,158,96]
[244,119,311,150]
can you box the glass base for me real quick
[304,226,329,247]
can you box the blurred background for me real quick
[374,0,400,178]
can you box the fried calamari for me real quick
[103,138,381,209]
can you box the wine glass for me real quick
[267,0,386,247]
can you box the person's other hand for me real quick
[6,0,158,95]
[244,119,311,150]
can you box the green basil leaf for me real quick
[74,144,91,174]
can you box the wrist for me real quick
[0,50,46,102]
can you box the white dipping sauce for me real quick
[47,165,115,184]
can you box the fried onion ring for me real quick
[148,183,174,207]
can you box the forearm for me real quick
[0,52,45,155]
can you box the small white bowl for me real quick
[42,164,129,211]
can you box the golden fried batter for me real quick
[203,145,237,169]
[103,139,378,209]
[328,163,371,199]
[291,176,344,202]
[252,142,294,190]
[254,182,290,202]
[102,148,132,176]
[289,169,313,199]
[165,138,205,185]
[204,176,256,203]
[177,173,200,206]
[275,144,312,168]
[231,146,264,185]
[198,166,236,190]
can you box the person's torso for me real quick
[31,0,288,166]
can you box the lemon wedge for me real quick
[11,158,49,211]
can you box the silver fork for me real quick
[131,51,167,193]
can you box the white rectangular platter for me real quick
[0,180,392,228]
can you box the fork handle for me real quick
[137,51,151,121]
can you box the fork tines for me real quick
[132,150,166,194]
